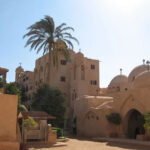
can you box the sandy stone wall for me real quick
[0,94,20,150]
[0,94,18,140]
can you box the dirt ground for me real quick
[28,137,150,150]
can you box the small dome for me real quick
[75,52,84,59]
[132,71,150,88]
[16,66,24,72]
[128,64,148,82]
[108,75,128,92]
[109,75,128,86]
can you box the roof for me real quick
[0,67,9,75]
[128,64,148,82]
[18,111,56,120]
[109,75,128,86]
[132,71,150,88]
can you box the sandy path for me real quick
[29,137,150,150]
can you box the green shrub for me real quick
[106,112,122,125]
[23,116,37,131]
[0,77,3,88]
[52,127,63,138]
[144,113,150,131]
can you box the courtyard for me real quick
[29,137,150,150]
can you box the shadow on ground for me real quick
[69,135,150,150]
[106,141,150,150]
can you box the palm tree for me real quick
[23,15,79,67]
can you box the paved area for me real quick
[29,137,150,150]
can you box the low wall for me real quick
[0,94,20,150]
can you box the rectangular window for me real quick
[60,76,66,82]
[91,64,95,70]
[61,60,67,65]
[90,80,97,85]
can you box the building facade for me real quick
[16,50,100,118]
[75,61,150,140]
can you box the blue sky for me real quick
[1,0,150,87]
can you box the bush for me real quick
[106,112,122,125]
[144,113,150,131]
[52,127,63,138]
[23,117,37,131]
[0,77,3,88]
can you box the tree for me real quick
[23,15,79,68]
[23,117,37,131]
[106,112,122,125]
[32,84,67,128]
[6,82,27,113]
[0,76,3,88]
[144,113,150,131]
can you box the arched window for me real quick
[81,65,85,80]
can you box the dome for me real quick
[128,64,148,82]
[108,75,128,92]
[109,75,128,86]
[132,71,150,88]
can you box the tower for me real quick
[15,66,24,82]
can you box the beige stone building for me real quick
[15,50,100,118]
[75,61,150,140]
[0,67,20,150]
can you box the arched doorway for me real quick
[126,109,145,139]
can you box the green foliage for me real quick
[0,77,3,88]
[52,127,63,138]
[32,84,67,128]
[18,104,28,112]
[23,116,37,131]
[6,82,21,103]
[5,82,27,113]
[144,113,150,131]
[106,112,122,125]
[23,15,79,67]
[137,115,145,125]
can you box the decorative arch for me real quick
[123,109,145,139]
[120,94,145,118]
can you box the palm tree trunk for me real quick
[48,46,51,84]
[47,43,54,84]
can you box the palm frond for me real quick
[62,39,74,49]
[36,41,47,54]
[55,23,66,32]
[44,15,55,34]
[23,15,79,68]
[60,26,74,32]
[30,39,44,50]
[64,35,79,45]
